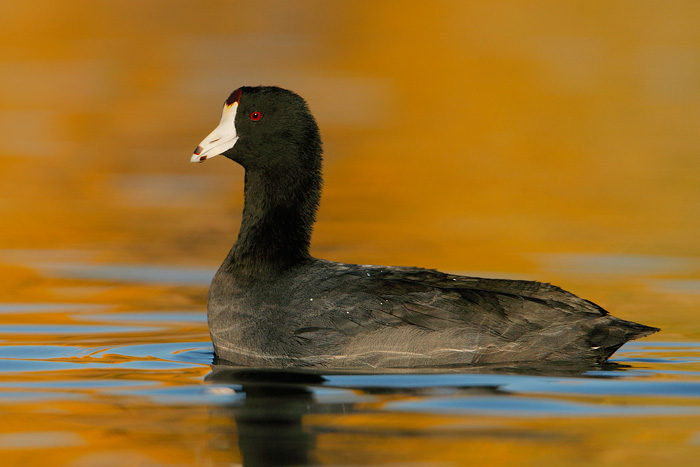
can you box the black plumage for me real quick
[192,86,658,369]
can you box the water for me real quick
[0,260,698,466]
[2,1,700,465]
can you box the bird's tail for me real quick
[592,317,659,362]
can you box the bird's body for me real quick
[209,258,654,368]
[192,85,658,369]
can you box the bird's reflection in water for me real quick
[204,360,622,466]
[206,365,327,466]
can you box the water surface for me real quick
[1,257,699,466]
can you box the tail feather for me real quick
[613,317,660,340]
[592,317,659,362]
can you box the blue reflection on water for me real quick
[0,324,157,334]
[324,370,700,398]
[0,337,698,418]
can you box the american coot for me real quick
[191,86,658,369]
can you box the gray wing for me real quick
[290,263,654,366]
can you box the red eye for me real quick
[250,111,262,121]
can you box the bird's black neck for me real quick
[223,166,321,278]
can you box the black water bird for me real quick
[191,86,658,369]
